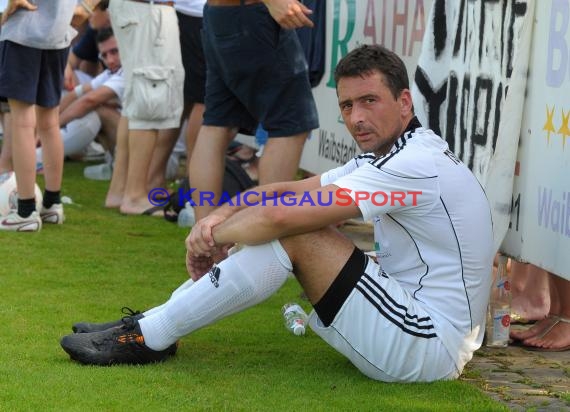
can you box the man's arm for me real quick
[211,184,360,247]
[262,0,313,29]
[59,85,116,127]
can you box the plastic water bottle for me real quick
[485,255,511,347]
[177,202,195,228]
[282,302,308,336]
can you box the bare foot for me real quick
[120,199,161,216]
[523,317,570,350]
[105,194,123,209]
[510,315,557,341]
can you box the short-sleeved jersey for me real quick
[90,67,125,104]
[320,118,494,371]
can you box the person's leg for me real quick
[8,99,37,201]
[258,132,308,185]
[510,262,550,322]
[37,111,101,162]
[119,129,158,214]
[118,228,359,352]
[185,102,205,169]
[138,230,354,352]
[36,105,64,194]
[511,272,558,342]
[189,125,237,220]
[522,274,570,350]
[105,116,128,208]
[95,105,120,154]
[146,127,179,190]
[0,111,13,173]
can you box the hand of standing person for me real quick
[1,0,37,25]
[264,0,313,29]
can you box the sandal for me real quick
[523,315,570,352]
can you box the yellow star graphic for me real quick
[558,109,570,151]
[543,105,556,145]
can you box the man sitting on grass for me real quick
[60,44,494,383]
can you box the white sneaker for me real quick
[84,163,112,181]
[81,142,107,162]
[0,210,42,232]
[40,203,65,224]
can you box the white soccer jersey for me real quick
[320,119,494,372]
[90,68,125,104]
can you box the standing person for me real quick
[0,0,96,231]
[36,28,124,166]
[189,0,319,222]
[107,0,184,215]
[61,45,494,383]
[134,0,206,200]
[174,0,206,170]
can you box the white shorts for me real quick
[309,249,459,382]
[109,0,184,130]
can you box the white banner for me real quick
[502,0,570,280]
[411,0,535,252]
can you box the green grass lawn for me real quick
[0,162,507,411]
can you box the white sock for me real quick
[142,278,195,317]
[140,240,292,350]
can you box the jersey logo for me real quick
[209,265,221,288]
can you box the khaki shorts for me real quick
[109,0,184,130]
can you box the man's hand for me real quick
[1,0,37,25]
[185,214,233,279]
[186,252,214,281]
[185,213,227,257]
[264,0,313,29]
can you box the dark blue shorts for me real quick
[177,12,206,105]
[202,4,319,137]
[0,41,69,107]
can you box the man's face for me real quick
[97,37,121,73]
[337,71,412,156]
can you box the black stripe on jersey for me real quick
[354,153,376,168]
[439,196,473,331]
[371,133,410,169]
[379,168,438,180]
[356,280,436,339]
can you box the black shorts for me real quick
[0,41,69,107]
[177,12,206,105]
[201,4,319,137]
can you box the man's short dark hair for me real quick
[96,27,114,44]
[334,45,410,100]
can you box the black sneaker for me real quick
[60,316,177,365]
[72,307,144,333]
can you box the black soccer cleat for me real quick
[72,307,144,333]
[60,316,177,365]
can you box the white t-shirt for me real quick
[174,0,206,17]
[90,67,125,104]
[320,120,494,372]
[0,0,77,49]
